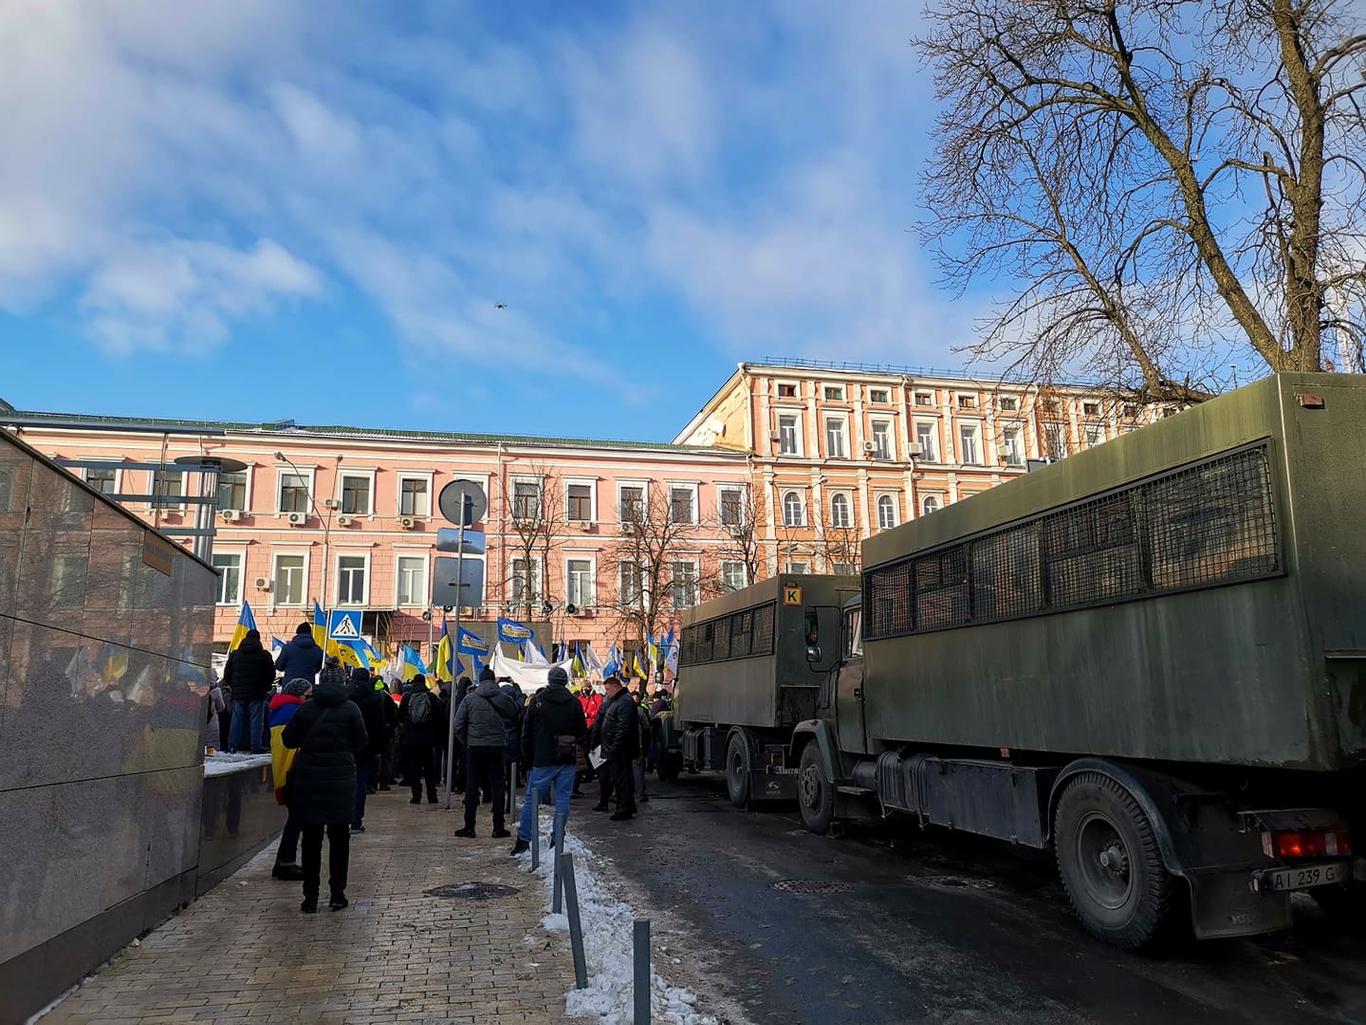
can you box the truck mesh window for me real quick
[731,610,753,657]
[680,626,697,666]
[752,603,776,655]
[864,443,1280,638]
[713,616,733,660]
[679,601,777,666]
[697,622,714,662]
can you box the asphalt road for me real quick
[571,774,1366,1025]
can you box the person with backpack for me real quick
[282,672,367,913]
[512,665,587,855]
[223,629,275,754]
[453,667,516,838]
[275,622,325,681]
[398,675,439,804]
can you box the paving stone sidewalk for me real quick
[42,790,573,1025]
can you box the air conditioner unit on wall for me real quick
[579,520,594,531]
[862,441,876,453]
[287,511,307,526]
[907,442,924,458]
[254,577,270,590]
[398,515,418,529]
[336,515,353,526]
[220,508,241,522]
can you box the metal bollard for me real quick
[560,852,589,989]
[633,919,651,1025]
[530,785,543,870]
[507,760,518,815]
[552,839,564,914]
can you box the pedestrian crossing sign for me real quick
[328,610,362,639]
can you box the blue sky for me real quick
[0,1,973,441]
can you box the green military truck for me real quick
[668,373,1366,949]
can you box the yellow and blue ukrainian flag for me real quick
[229,601,258,652]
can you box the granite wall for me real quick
[0,431,215,1024]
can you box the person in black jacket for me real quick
[347,668,388,832]
[223,630,276,754]
[283,677,366,913]
[453,668,516,839]
[598,676,640,821]
[512,666,587,855]
[398,676,439,804]
[275,622,324,682]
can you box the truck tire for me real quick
[1054,772,1174,950]
[726,731,752,808]
[797,743,835,835]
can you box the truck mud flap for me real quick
[748,769,798,802]
[1187,871,1292,939]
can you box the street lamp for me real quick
[275,450,341,622]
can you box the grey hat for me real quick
[547,666,569,687]
[284,678,311,697]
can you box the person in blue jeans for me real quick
[513,666,587,855]
[223,630,276,754]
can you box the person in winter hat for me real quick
[275,622,324,681]
[347,667,389,832]
[598,675,640,822]
[223,629,275,754]
[283,672,366,913]
[512,665,587,855]
[453,667,516,839]
[269,678,311,880]
[397,675,439,804]
[318,655,348,689]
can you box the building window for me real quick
[1042,398,1060,413]
[869,388,889,404]
[833,562,858,576]
[876,495,897,530]
[85,467,117,496]
[959,424,982,465]
[1003,426,1025,467]
[151,469,183,507]
[671,562,699,608]
[922,495,942,516]
[511,558,542,608]
[914,391,934,406]
[782,491,805,527]
[278,472,310,514]
[397,556,427,607]
[212,553,242,605]
[719,487,744,527]
[871,420,891,460]
[778,383,797,398]
[567,483,593,522]
[1085,425,1106,449]
[825,417,848,458]
[669,486,696,524]
[830,493,852,528]
[1123,403,1140,418]
[512,480,542,522]
[273,554,306,605]
[337,555,368,606]
[567,559,594,608]
[787,561,810,575]
[957,395,977,409]
[619,485,645,524]
[916,422,939,463]
[1083,401,1101,415]
[340,473,371,515]
[778,414,800,456]
[218,470,246,511]
[824,385,844,400]
[619,561,643,609]
[721,561,747,592]
[399,476,430,517]
[1045,423,1068,459]
[1000,396,1018,411]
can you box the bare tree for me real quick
[499,463,565,623]
[919,0,1366,396]
[714,487,770,592]
[817,522,863,576]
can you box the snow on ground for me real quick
[203,752,272,777]
[523,832,718,1025]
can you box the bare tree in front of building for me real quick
[500,463,565,623]
[919,1,1366,396]
[714,486,770,593]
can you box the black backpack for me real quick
[408,690,433,725]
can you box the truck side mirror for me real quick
[806,644,822,663]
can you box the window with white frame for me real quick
[398,475,431,517]
[566,482,594,522]
[959,423,982,465]
[567,559,594,607]
[396,555,427,607]
[340,473,372,515]
[336,555,368,606]
[669,485,697,524]
[914,391,934,406]
[512,480,541,521]
[618,484,645,523]
[824,385,844,401]
[1000,396,1019,411]
[85,466,118,497]
[833,562,858,575]
[1003,425,1025,466]
[212,553,242,605]
[511,557,542,607]
[721,561,747,592]
[915,422,939,462]
[921,494,942,516]
[782,491,805,527]
[825,417,848,458]
[876,494,897,530]
[218,470,247,511]
[1085,425,1105,449]
[718,486,744,527]
[869,388,890,404]
[778,414,800,456]
[273,553,306,605]
[278,471,311,514]
[830,493,852,528]
[670,561,699,608]
[957,394,977,409]
[787,560,810,574]
[618,561,643,609]
[777,383,797,398]
[871,420,892,460]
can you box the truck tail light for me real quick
[1261,829,1353,859]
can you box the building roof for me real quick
[0,406,746,458]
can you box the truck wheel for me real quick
[1054,772,1174,950]
[726,731,752,808]
[797,743,835,835]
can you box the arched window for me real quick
[922,494,941,516]
[876,494,897,530]
[830,493,852,528]
[782,491,805,527]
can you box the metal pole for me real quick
[634,919,651,1025]
[561,853,589,990]
[531,787,541,871]
[552,836,563,913]
[444,521,466,808]
[508,760,518,815]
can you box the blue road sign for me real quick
[328,609,362,640]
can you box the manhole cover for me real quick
[425,882,520,901]
[770,879,853,895]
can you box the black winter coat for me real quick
[521,683,588,768]
[275,634,324,682]
[348,681,389,762]
[398,685,440,749]
[500,683,525,761]
[223,641,276,702]
[599,689,640,761]
[283,682,367,825]
[455,680,516,748]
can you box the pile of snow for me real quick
[525,833,717,1025]
[203,752,272,777]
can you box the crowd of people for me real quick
[207,621,675,913]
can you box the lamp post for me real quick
[275,451,340,627]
